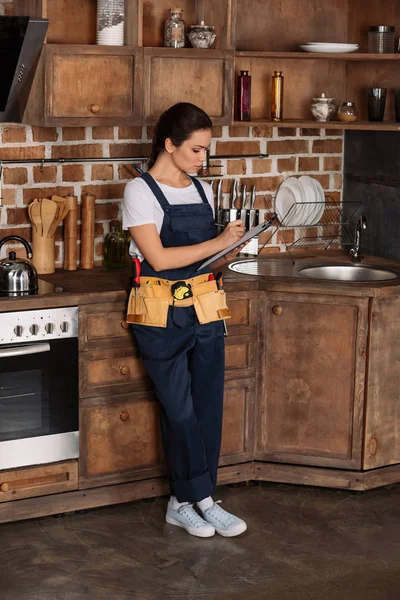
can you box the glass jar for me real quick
[164,8,186,48]
[337,101,358,123]
[96,0,125,46]
[368,26,395,54]
[104,220,127,269]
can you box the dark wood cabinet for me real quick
[256,291,369,469]
[0,461,78,503]
[79,391,164,489]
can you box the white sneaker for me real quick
[202,501,247,537]
[165,501,215,538]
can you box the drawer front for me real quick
[80,304,133,351]
[80,392,163,487]
[80,346,150,398]
[49,53,134,118]
[0,460,78,503]
[225,293,259,335]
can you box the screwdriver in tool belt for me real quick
[215,272,228,337]
[131,256,141,297]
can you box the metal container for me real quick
[368,26,395,54]
[0,235,38,296]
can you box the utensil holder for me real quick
[31,228,55,274]
[63,194,78,271]
[80,193,96,269]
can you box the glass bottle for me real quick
[104,220,127,269]
[235,70,251,121]
[164,8,186,48]
[271,70,284,122]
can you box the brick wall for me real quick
[0,1,343,266]
[0,124,343,265]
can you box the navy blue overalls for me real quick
[132,172,225,503]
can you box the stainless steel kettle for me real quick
[0,235,38,296]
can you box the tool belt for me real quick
[126,273,231,328]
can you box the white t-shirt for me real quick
[122,177,215,261]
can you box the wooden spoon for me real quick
[40,198,58,239]
[29,201,42,236]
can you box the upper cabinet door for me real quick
[143,48,234,125]
[44,45,143,126]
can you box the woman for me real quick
[122,102,247,538]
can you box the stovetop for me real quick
[0,279,66,298]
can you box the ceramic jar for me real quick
[96,0,125,46]
[338,101,358,123]
[188,21,216,49]
[310,93,336,122]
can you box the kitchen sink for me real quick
[299,264,400,282]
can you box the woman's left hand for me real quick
[224,243,248,262]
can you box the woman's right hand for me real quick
[219,219,245,248]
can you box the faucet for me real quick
[349,215,367,261]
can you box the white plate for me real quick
[305,42,359,47]
[275,178,306,225]
[298,176,318,225]
[300,44,359,53]
[309,178,325,225]
[275,185,297,226]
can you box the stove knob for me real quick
[45,322,54,334]
[60,321,69,333]
[30,324,39,335]
[13,325,24,337]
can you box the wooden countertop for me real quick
[1,250,400,313]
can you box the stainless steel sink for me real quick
[299,264,400,282]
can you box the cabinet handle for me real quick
[272,305,283,315]
[120,411,130,422]
[89,104,100,114]
[120,320,130,330]
[120,365,130,375]
[0,482,10,493]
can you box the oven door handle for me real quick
[0,343,51,358]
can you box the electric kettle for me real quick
[0,235,38,296]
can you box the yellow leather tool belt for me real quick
[126,273,231,328]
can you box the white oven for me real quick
[0,307,79,470]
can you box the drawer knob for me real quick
[120,365,131,376]
[120,320,130,330]
[89,104,100,114]
[0,482,10,493]
[272,305,283,315]
[120,411,130,422]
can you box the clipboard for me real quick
[197,214,277,271]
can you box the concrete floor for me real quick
[1,481,400,600]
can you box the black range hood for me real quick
[0,16,48,123]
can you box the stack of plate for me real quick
[299,42,359,53]
[274,176,325,226]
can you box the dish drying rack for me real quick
[260,198,364,262]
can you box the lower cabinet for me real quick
[219,378,255,465]
[256,291,369,469]
[79,391,164,489]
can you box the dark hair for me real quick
[147,103,212,169]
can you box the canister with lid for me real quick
[368,26,395,54]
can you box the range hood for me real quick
[0,16,48,123]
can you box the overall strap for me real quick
[189,176,209,204]
[141,172,170,212]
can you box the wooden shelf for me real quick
[238,119,400,131]
[235,51,400,61]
